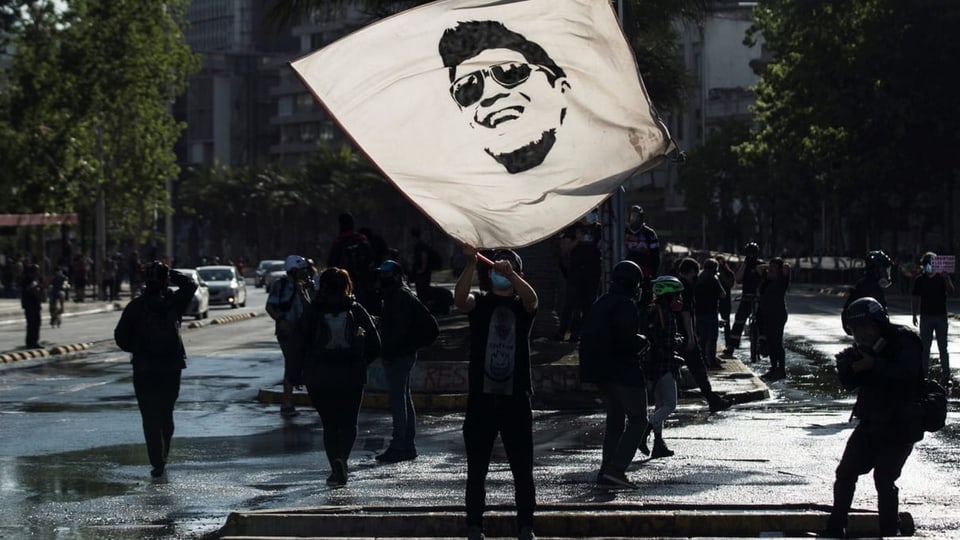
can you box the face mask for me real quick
[586,211,599,224]
[669,297,683,312]
[490,271,512,290]
[925,263,933,274]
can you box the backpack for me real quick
[921,378,948,432]
[411,300,440,349]
[313,306,365,362]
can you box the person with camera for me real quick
[266,255,317,418]
[841,250,893,334]
[114,261,197,478]
[822,297,923,538]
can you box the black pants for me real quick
[25,307,41,348]
[759,311,787,370]
[828,422,914,535]
[680,345,722,408]
[133,370,182,470]
[463,393,535,531]
[557,280,598,338]
[726,294,756,350]
[307,385,364,468]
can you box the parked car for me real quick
[255,259,284,288]
[173,268,210,320]
[197,265,247,308]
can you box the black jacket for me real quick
[114,278,196,371]
[837,324,923,442]
[292,295,381,388]
[379,284,437,358]
[578,283,646,387]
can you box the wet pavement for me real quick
[0,285,958,538]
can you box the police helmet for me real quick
[842,297,889,329]
[143,261,170,286]
[651,275,684,296]
[744,242,760,257]
[866,250,892,268]
[612,260,643,287]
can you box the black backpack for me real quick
[411,300,440,349]
[313,306,365,362]
[921,378,948,433]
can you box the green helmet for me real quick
[651,275,684,296]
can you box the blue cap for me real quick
[379,259,402,275]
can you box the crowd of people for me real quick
[4,205,950,540]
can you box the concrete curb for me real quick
[0,347,50,363]
[216,503,914,538]
[49,343,94,355]
[210,312,259,325]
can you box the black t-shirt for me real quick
[758,273,790,316]
[912,273,950,316]
[467,292,536,396]
[740,259,763,294]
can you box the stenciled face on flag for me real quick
[292,0,674,249]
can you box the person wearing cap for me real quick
[266,255,317,418]
[823,297,923,538]
[113,261,196,478]
[454,245,538,540]
[375,260,439,463]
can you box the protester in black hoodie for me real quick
[114,261,196,478]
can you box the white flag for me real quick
[292,0,674,248]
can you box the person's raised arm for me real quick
[454,244,477,313]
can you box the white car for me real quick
[197,265,247,309]
[173,268,210,320]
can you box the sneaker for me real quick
[708,395,732,413]
[375,448,417,463]
[467,525,485,540]
[599,470,638,489]
[518,525,536,540]
[326,459,348,486]
[650,439,674,459]
[280,406,299,418]
[150,465,165,478]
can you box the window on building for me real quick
[295,93,314,112]
[277,96,293,117]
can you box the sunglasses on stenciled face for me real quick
[449,61,539,108]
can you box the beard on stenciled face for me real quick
[454,48,569,174]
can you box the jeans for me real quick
[759,311,788,370]
[919,314,950,381]
[647,372,678,436]
[384,353,417,452]
[827,422,914,535]
[598,383,648,473]
[307,384,364,468]
[133,370,182,470]
[726,295,756,350]
[463,393,535,530]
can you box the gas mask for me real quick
[669,296,683,313]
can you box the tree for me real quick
[736,0,960,254]
[0,0,198,253]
